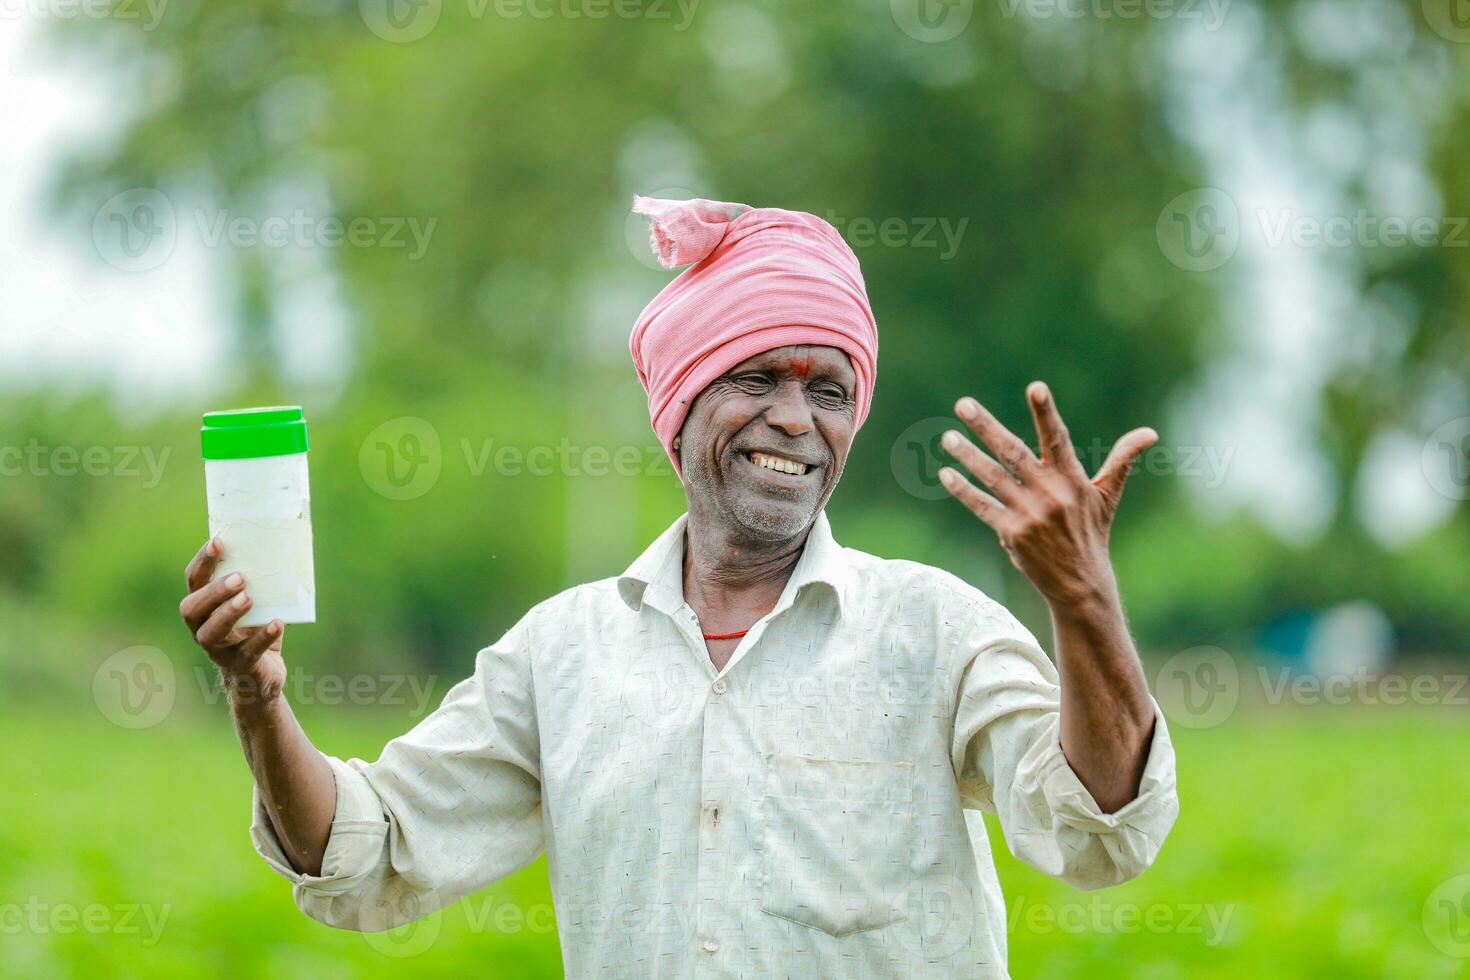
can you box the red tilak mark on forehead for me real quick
[791,358,811,378]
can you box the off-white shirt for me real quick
[251,510,1178,978]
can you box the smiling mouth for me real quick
[744,451,814,477]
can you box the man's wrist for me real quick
[223,670,285,720]
[1044,577,1124,628]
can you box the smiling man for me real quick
[179,196,1177,978]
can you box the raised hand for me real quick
[937,381,1156,612]
[938,381,1159,811]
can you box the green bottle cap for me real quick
[201,406,310,460]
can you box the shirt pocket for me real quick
[760,752,915,937]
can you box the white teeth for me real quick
[749,452,809,476]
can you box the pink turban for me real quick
[629,195,879,478]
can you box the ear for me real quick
[672,436,682,452]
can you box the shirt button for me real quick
[702,938,720,953]
[711,679,727,695]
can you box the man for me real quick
[179,196,1177,978]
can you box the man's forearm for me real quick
[228,681,337,876]
[1049,585,1156,814]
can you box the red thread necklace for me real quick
[702,628,751,641]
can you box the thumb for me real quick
[1093,427,1158,508]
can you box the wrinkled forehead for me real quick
[721,344,856,385]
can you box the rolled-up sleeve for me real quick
[249,615,545,930]
[949,601,1178,890]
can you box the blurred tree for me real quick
[11,0,1467,670]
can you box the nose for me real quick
[763,380,815,437]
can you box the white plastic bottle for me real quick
[201,406,316,626]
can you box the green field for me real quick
[5,698,1468,979]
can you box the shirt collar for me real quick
[617,509,849,619]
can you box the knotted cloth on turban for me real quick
[629,195,879,478]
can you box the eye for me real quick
[810,382,849,405]
[731,373,775,391]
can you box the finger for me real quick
[195,591,253,649]
[185,537,224,593]
[941,429,1021,504]
[1025,381,1086,478]
[236,620,284,663]
[955,397,1039,480]
[939,466,1010,530]
[179,572,246,630]
[1094,427,1159,503]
